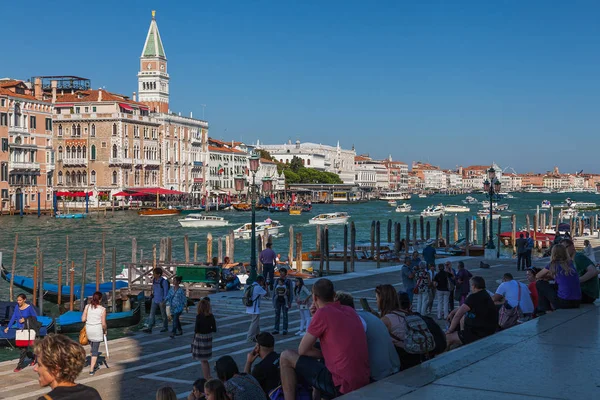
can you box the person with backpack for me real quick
[272,268,293,335]
[143,268,170,334]
[376,284,434,370]
[398,291,446,359]
[245,276,267,342]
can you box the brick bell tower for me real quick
[138,10,169,113]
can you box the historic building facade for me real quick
[0,79,54,211]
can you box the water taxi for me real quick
[178,214,229,228]
[421,205,444,217]
[308,212,350,225]
[233,219,283,239]
[388,200,397,207]
[477,210,501,219]
[444,205,470,212]
[463,196,478,204]
[395,203,412,213]
[541,200,551,209]
[379,192,412,201]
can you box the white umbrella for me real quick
[103,334,109,359]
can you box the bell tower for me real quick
[138,10,169,113]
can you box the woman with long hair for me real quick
[156,386,177,400]
[204,379,227,400]
[536,244,581,312]
[193,298,216,380]
[165,276,187,338]
[294,277,312,335]
[81,291,107,376]
[4,293,37,372]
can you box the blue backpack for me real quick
[269,384,311,400]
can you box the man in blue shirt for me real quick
[525,232,534,268]
[143,267,169,333]
[423,242,436,267]
[401,256,416,302]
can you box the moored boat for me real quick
[233,219,283,239]
[232,203,252,211]
[308,212,350,225]
[178,214,229,227]
[138,208,181,216]
[289,206,302,215]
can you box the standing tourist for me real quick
[401,256,416,303]
[414,262,431,315]
[455,261,472,305]
[445,261,457,311]
[215,355,267,399]
[433,264,450,320]
[426,263,436,314]
[422,241,436,267]
[536,244,581,312]
[259,242,277,293]
[143,267,169,333]
[33,334,102,399]
[516,233,528,271]
[4,293,37,373]
[561,238,599,304]
[193,298,217,380]
[279,278,370,399]
[246,275,267,342]
[294,277,312,335]
[525,232,534,268]
[81,291,107,376]
[583,239,597,264]
[272,268,293,335]
[165,276,187,338]
[410,251,421,268]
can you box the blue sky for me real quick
[2,1,599,173]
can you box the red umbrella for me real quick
[113,191,146,197]
[137,187,185,195]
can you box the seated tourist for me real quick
[204,379,228,400]
[279,278,369,399]
[187,378,206,400]
[244,332,281,395]
[492,273,535,317]
[536,244,581,312]
[446,276,498,348]
[334,291,400,381]
[376,284,423,370]
[215,355,267,400]
[561,238,598,304]
[527,267,540,312]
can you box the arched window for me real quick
[91,170,96,184]
[65,171,71,185]
[58,125,63,136]
[66,146,71,159]
[124,147,128,158]
[112,123,117,136]
[82,146,86,159]
[76,124,81,136]
[112,171,117,185]
[112,144,118,158]
[71,124,75,136]
[77,171,82,185]
[58,146,63,161]
[91,145,96,160]
[58,171,63,184]
[307,159,311,166]
[76,146,81,159]
[91,124,95,137]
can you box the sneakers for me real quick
[271,331,279,335]
[29,360,36,366]
[159,328,169,333]
[14,367,22,373]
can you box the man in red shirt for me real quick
[279,278,370,399]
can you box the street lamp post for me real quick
[483,167,501,250]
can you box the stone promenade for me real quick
[0,254,560,399]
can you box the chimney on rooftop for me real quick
[51,80,57,103]
[34,77,42,101]
[190,111,193,118]
[132,92,137,101]
[98,89,102,102]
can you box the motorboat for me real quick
[418,194,427,198]
[421,205,444,217]
[55,213,86,219]
[477,210,501,219]
[289,206,303,215]
[541,200,551,209]
[481,201,498,208]
[444,205,470,212]
[494,203,509,211]
[565,198,597,209]
[395,203,412,213]
[388,200,397,207]
[178,214,229,227]
[560,209,578,218]
[308,212,350,225]
[463,196,478,204]
[233,219,283,239]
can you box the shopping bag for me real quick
[15,329,36,347]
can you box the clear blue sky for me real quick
[2,1,599,173]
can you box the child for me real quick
[187,378,206,400]
[192,298,217,380]
[272,277,290,335]
[294,277,312,335]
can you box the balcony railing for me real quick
[63,158,88,166]
[8,126,29,135]
[8,161,41,171]
[144,159,160,166]
[109,157,133,165]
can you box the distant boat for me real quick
[388,200,397,207]
[421,205,444,217]
[138,208,180,217]
[463,196,478,204]
[477,210,501,219]
[444,205,470,212]
[1,265,128,304]
[379,192,411,201]
[395,203,412,213]
[289,206,303,216]
[541,200,551,209]
[418,194,427,198]
[308,212,350,225]
[234,219,283,239]
[178,214,229,227]
[56,213,86,219]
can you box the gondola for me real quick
[0,301,54,347]
[1,265,129,304]
[55,292,143,334]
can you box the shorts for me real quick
[457,329,481,345]
[295,356,340,399]
[90,341,101,356]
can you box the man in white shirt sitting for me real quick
[492,273,535,317]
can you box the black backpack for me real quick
[159,277,170,293]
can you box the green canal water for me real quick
[1,192,598,361]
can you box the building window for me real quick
[84,107,89,113]
[76,124,81,137]
[45,118,52,131]
[307,159,310,166]
[112,123,117,136]
[0,113,7,126]
[82,146,87,159]
[30,116,37,130]
[0,162,7,181]
[75,107,80,114]
[91,124,96,137]
[91,145,96,160]
[0,99,5,107]
[58,171,63,184]
[112,144,118,158]
[58,125,62,136]
[1,138,7,152]
[58,146,63,161]
[65,171,70,185]
[112,171,117,185]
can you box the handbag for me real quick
[79,326,89,345]
[15,328,36,347]
[499,281,522,330]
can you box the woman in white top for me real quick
[81,291,107,376]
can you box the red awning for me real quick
[55,103,73,108]
[139,105,149,110]
[137,187,185,195]
[113,191,147,197]
[55,191,92,197]
[119,103,134,111]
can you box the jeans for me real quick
[16,347,34,369]
[406,288,415,304]
[448,289,455,312]
[263,263,275,291]
[299,309,311,332]
[171,311,182,334]
[147,301,168,331]
[247,313,260,341]
[525,250,532,268]
[436,290,450,319]
[517,253,527,270]
[415,291,429,315]
[274,301,289,332]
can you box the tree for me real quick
[256,149,274,161]
[289,156,303,173]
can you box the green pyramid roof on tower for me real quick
[142,11,166,58]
